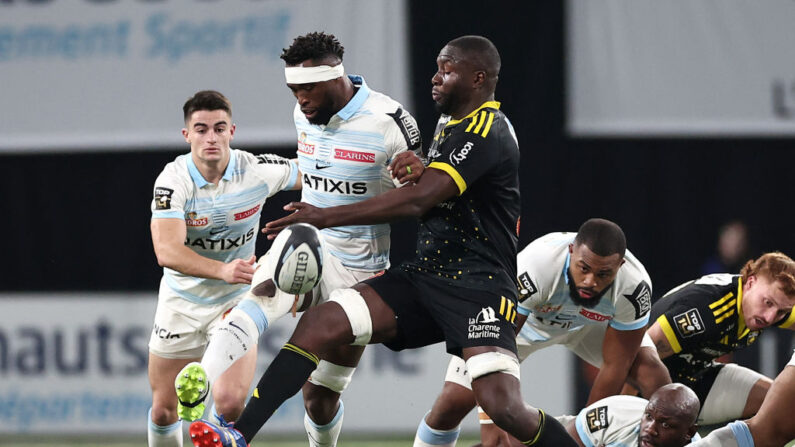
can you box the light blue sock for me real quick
[728,420,754,447]
[414,412,460,446]
[147,407,182,447]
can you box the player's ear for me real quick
[182,128,189,142]
[568,243,574,254]
[229,123,236,138]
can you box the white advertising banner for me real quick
[0,293,573,435]
[0,0,409,153]
[567,0,795,136]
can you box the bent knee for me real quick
[150,404,178,427]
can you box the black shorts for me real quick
[364,267,518,358]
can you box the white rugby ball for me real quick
[270,223,324,295]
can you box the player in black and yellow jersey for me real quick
[188,35,578,447]
[641,252,795,425]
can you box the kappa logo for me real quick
[674,308,705,338]
[154,187,174,210]
[585,406,609,433]
[449,141,474,165]
[517,272,537,301]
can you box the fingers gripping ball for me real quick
[269,223,324,295]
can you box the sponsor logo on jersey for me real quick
[517,272,537,301]
[625,280,652,319]
[388,107,422,151]
[334,148,376,163]
[185,228,255,251]
[585,406,609,433]
[468,306,502,340]
[154,187,174,210]
[185,212,208,227]
[427,143,442,161]
[256,154,290,165]
[579,308,611,322]
[674,308,705,337]
[303,173,367,195]
[298,141,315,154]
[234,204,261,221]
[449,141,474,165]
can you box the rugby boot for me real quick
[189,417,248,447]
[175,362,209,421]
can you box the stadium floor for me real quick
[8,434,795,446]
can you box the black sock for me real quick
[233,343,319,442]
[522,409,578,447]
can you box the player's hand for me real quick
[220,255,257,284]
[262,202,325,239]
[389,151,424,184]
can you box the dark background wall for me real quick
[2,0,792,375]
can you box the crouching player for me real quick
[560,383,700,447]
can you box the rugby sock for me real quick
[304,399,345,447]
[147,408,183,447]
[691,423,744,447]
[201,305,262,384]
[233,343,320,442]
[522,409,578,447]
[413,411,460,446]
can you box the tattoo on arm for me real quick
[655,339,674,357]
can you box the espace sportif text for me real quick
[303,173,367,195]
[184,227,255,250]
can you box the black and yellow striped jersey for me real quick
[651,273,795,382]
[401,101,520,298]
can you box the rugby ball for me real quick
[270,223,324,295]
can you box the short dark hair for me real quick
[183,90,231,123]
[574,218,626,258]
[446,35,501,77]
[281,32,345,66]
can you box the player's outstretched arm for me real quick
[263,168,457,237]
[151,218,256,284]
[588,326,646,404]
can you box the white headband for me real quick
[284,64,345,84]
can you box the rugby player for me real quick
[188,35,580,446]
[690,350,795,447]
[634,252,795,425]
[147,90,300,447]
[561,383,700,447]
[173,32,423,447]
[414,220,672,447]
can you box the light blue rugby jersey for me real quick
[293,75,421,271]
[516,232,653,341]
[151,150,298,305]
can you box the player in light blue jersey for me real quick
[174,33,424,447]
[414,219,671,447]
[561,383,700,447]
[147,90,300,447]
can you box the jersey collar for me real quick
[335,75,370,121]
[445,100,501,127]
[187,151,236,188]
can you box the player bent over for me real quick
[633,252,795,425]
[559,383,700,447]
[189,35,579,447]
[148,90,300,447]
[174,31,424,447]
[414,220,671,447]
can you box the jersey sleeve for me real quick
[515,236,557,315]
[385,106,423,159]
[151,164,188,220]
[249,152,298,196]
[610,269,653,331]
[427,120,502,196]
[654,285,722,354]
[574,396,646,447]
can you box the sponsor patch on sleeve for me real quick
[154,187,174,210]
[673,308,705,338]
[585,406,609,433]
[517,272,537,302]
[624,280,652,319]
[388,107,422,153]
